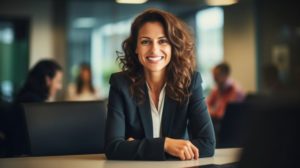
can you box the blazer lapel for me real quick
[137,84,153,138]
[161,95,177,137]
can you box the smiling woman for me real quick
[105,8,215,161]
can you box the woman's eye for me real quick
[141,40,150,45]
[159,39,169,45]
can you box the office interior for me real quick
[1,0,300,99]
[0,0,299,163]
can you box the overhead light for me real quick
[73,17,97,28]
[116,0,148,4]
[205,0,238,6]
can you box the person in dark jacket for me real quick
[105,8,215,161]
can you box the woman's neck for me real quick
[145,71,166,93]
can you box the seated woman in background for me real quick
[15,59,63,103]
[66,63,100,101]
[11,59,62,156]
[105,8,215,160]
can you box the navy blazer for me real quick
[105,71,215,160]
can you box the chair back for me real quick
[217,102,250,148]
[22,100,106,156]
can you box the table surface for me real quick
[0,148,242,168]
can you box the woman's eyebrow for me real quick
[158,36,167,39]
[139,36,151,39]
[139,36,167,39]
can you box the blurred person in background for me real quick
[207,62,245,136]
[66,63,100,101]
[9,59,63,156]
[15,59,63,103]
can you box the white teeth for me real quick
[147,56,163,61]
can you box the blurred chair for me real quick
[0,101,8,157]
[239,97,299,168]
[0,101,28,157]
[244,93,266,103]
[22,100,106,156]
[216,102,251,148]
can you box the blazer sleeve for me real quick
[188,72,216,157]
[105,73,166,160]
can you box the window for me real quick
[196,7,224,95]
[91,19,132,98]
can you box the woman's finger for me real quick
[183,146,192,160]
[190,143,199,159]
[186,144,194,159]
[179,150,186,160]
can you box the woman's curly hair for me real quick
[118,8,196,104]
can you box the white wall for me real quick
[223,1,257,93]
[0,0,53,68]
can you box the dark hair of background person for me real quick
[15,59,62,102]
[215,62,230,76]
[75,63,95,94]
[117,8,196,104]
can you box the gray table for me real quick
[0,148,242,168]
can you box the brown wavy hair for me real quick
[118,8,196,104]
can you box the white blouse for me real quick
[146,83,166,138]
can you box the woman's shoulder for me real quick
[110,71,129,81]
[191,71,203,85]
[109,71,131,88]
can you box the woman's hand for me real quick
[164,137,199,160]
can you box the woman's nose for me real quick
[150,42,160,54]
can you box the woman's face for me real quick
[135,21,172,75]
[47,70,63,99]
[80,68,91,82]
